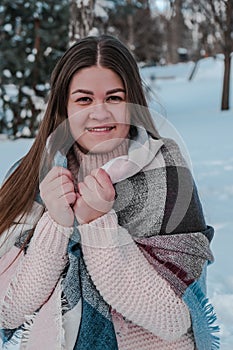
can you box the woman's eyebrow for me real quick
[71,88,126,95]
[71,89,94,95]
[106,88,126,95]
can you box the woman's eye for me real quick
[106,95,123,103]
[75,97,92,105]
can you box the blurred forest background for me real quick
[0,0,232,138]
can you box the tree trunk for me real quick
[221,51,231,110]
[188,59,200,81]
[127,13,134,50]
[221,0,232,111]
[126,0,134,50]
[69,0,95,45]
[33,17,40,89]
[166,0,183,64]
[69,0,78,44]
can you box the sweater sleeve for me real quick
[79,210,191,342]
[0,212,73,329]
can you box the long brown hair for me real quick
[0,34,159,239]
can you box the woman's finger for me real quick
[83,175,98,191]
[42,166,73,184]
[90,168,113,189]
[78,182,92,197]
[57,182,75,199]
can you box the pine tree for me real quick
[0,0,69,138]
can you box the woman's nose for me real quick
[89,103,111,121]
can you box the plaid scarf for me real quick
[0,127,219,349]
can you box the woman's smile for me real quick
[85,125,116,133]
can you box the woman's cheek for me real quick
[68,117,83,141]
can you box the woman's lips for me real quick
[86,126,116,133]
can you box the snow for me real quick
[0,55,233,348]
[27,53,35,62]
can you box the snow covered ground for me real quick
[0,55,233,348]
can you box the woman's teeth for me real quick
[87,127,115,131]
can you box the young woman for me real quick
[0,35,219,350]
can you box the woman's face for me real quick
[67,65,130,153]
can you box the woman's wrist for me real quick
[44,211,74,238]
[78,210,132,249]
[28,212,73,255]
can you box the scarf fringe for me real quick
[184,280,220,350]
[202,301,220,350]
[61,287,70,315]
[0,329,22,349]
[20,312,38,349]
[59,279,69,350]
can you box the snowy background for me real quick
[0,56,232,349]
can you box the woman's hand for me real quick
[39,166,76,227]
[74,168,115,224]
[39,167,115,227]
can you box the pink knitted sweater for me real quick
[0,141,195,349]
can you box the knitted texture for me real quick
[0,128,219,349]
[67,138,129,185]
[112,310,195,350]
[0,212,72,329]
[79,211,192,344]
